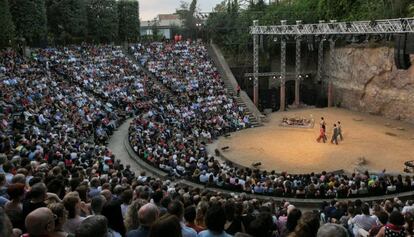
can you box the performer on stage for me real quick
[337,121,343,141]
[331,124,339,145]
[316,124,327,143]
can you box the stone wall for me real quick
[325,46,414,123]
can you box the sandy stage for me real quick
[215,108,414,174]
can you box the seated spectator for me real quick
[184,205,204,233]
[127,203,159,237]
[149,214,182,237]
[289,211,320,237]
[62,192,85,234]
[48,203,69,237]
[124,199,148,232]
[22,183,47,221]
[317,223,348,237]
[167,200,197,237]
[375,211,406,237]
[24,207,55,237]
[198,204,231,237]
[75,215,108,237]
[4,183,25,230]
[351,203,379,236]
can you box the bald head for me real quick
[138,203,159,227]
[25,207,55,236]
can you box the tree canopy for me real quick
[206,0,413,55]
[118,0,140,42]
[0,0,15,48]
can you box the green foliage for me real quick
[409,3,414,17]
[0,0,15,48]
[176,0,198,38]
[9,0,47,45]
[87,0,119,43]
[207,0,413,55]
[47,0,88,44]
[118,0,140,42]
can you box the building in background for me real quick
[140,14,183,39]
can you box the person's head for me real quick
[321,117,324,120]
[168,200,184,220]
[389,210,405,226]
[291,211,320,237]
[29,182,47,201]
[7,183,25,201]
[75,215,108,237]
[361,203,370,215]
[184,205,197,224]
[63,192,81,219]
[286,208,302,232]
[125,199,148,232]
[377,211,389,225]
[25,207,55,236]
[205,204,226,234]
[48,203,68,230]
[333,124,337,127]
[247,212,273,237]
[138,203,159,227]
[149,214,182,237]
[317,223,348,237]
[91,195,106,215]
[338,121,341,125]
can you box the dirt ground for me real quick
[216,108,414,174]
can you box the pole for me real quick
[253,20,259,107]
[328,38,335,107]
[280,20,287,111]
[294,20,302,106]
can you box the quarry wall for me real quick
[324,46,414,123]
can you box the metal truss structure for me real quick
[249,18,414,110]
[250,18,414,35]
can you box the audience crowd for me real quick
[0,41,413,237]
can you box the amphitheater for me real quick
[2,4,414,236]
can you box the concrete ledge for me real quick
[124,131,414,208]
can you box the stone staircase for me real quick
[221,78,262,127]
[207,44,263,127]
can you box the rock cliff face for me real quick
[325,47,414,123]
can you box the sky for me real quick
[140,0,223,21]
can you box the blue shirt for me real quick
[181,223,197,237]
[126,226,150,237]
[198,230,232,237]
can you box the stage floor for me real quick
[215,108,414,174]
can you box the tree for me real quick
[176,0,198,38]
[9,0,47,45]
[87,0,119,42]
[409,3,414,17]
[118,0,140,42]
[47,0,88,43]
[0,0,15,48]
